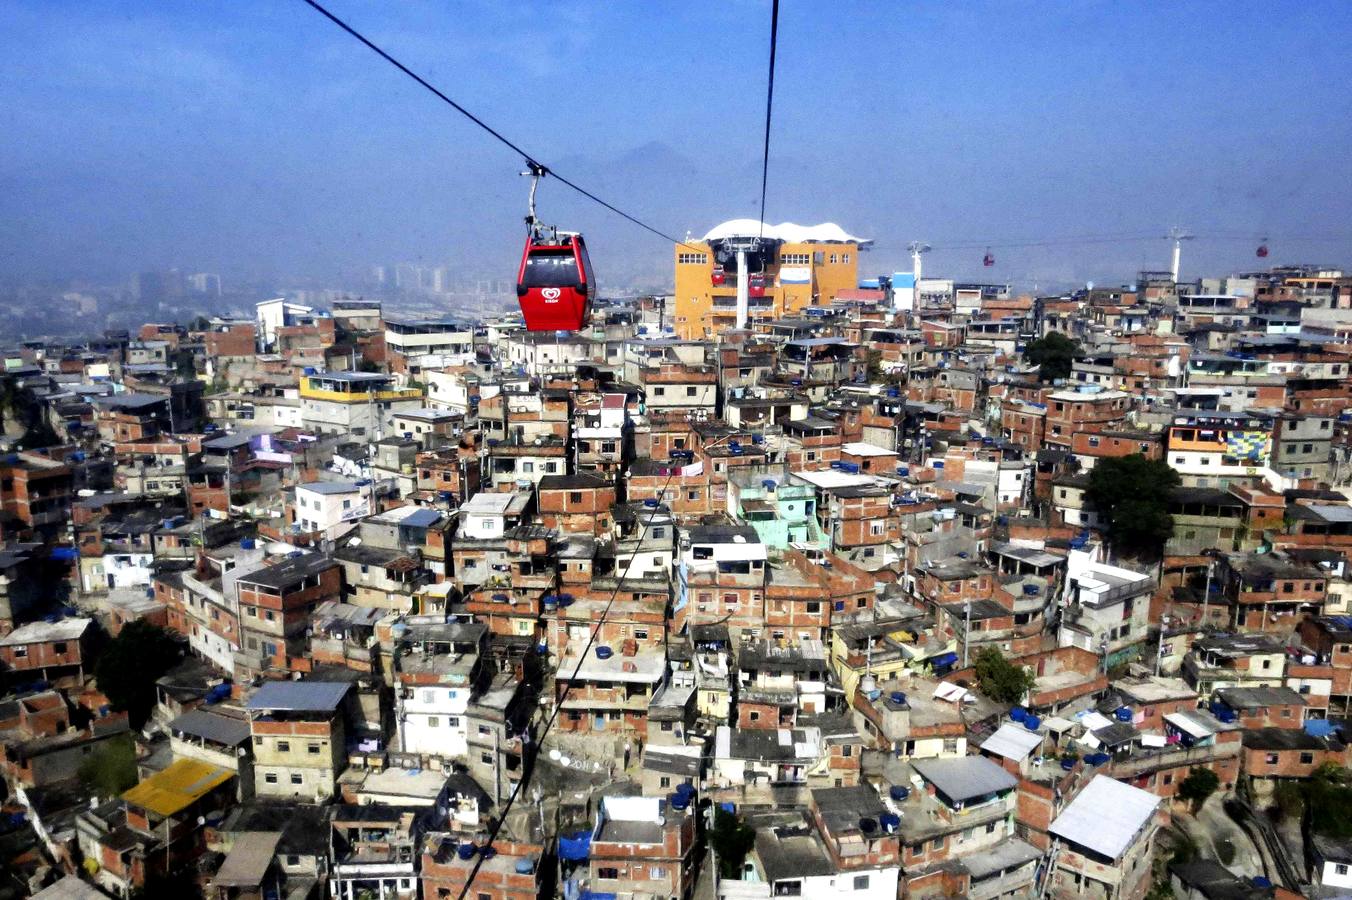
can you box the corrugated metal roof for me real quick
[980,722,1045,761]
[122,758,233,817]
[169,709,250,746]
[212,831,282,887]
[912,755,1017,803]
[1049,774,1159,859]
[245,680,351,712]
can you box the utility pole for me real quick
[1166,226,1194,283]
[1201,557,1214,628]
[962,599,972,668]
[908,241,931,288]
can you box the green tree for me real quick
[1085,454,1181,559]
[1305,761,1352,839]
[1023,333,1079,381]
[1178,766,1220,812]
[972,646,1036,704]
[709,808,756,879]
[94,621,181,729]
[15,421,60,450]
[173,349,197,378]
[356,358,381,373]
[78,734,139,797]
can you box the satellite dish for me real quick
[548,749,561,761]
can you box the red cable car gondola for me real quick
[516,232,594,332]
[1256,238,1269,259]
[983,247,995,267]
[515,163,595,332]
[711,267,727,286]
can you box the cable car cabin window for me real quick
[523,252,581,288]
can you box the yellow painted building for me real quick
[672,219,869,339]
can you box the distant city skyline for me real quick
[3,1,1352,294]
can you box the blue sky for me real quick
[3,1,1352,289]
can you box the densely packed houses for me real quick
[4,232,1352,900]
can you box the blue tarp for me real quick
[1304,719,1338,738]
[558,831,591,861]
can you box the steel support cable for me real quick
[299,0,701,249]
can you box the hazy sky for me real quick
[4,1,1352,290]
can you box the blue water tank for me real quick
[669,793,689,811]
[1024,715,1041,731]
[1060,757,1076,771]
[1023,584,1040,596]
[880,812,900,832]
[889,785,910,802]
[643,499,659,508]
[890,691,907,706]
[479,846,496,860]
[492,593,510,603]
[1115,706,1133,722]
[514,859,535,875]
[1010,706,1028,722]
[595,646,613,660]
[241,538,256,550]
[762,479,777,491]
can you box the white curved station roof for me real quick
[702,219,870,245]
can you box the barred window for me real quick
[677,252,708,264]
[781,252,810,265]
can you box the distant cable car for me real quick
[515,164,594,332]
[748,273,768,298]
[1256,238,1269,259]
[710,267,727,286]
[983,248,995,267]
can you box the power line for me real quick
[451,464,684,900]
[757,0,781,240]
[298,0,696,249]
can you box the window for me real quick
[650,866,667,879]
[1265,753,1279,765]
[781,252,810,265]
[597,868,620,881]
[427,717,440,727]
[750,711,760,722]
[677,252,708,265]
[1300,752,1314,764]
[308,743,321,754]
[852,876,869,891]
[291,773,303,785]
[53,641,68,654]
[277,741,290,752]
[653,387,666,396]
[686,386,697,397]
[806,601,821,614]
[1337,864,1349,876]
[12,646,26,658]
[481,752,493,764]
[842,745,852,757]
[265,773,278,784]
[569,491,583,503]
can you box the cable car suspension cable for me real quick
[299,0,698,249]
[757,0,780,241]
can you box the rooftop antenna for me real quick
[1165,226,1194,283]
